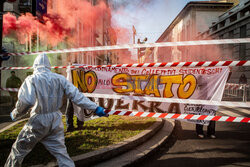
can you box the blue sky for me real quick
[112,0,208,43]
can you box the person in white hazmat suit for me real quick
[5,53,107,167]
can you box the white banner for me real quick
[67,66,230,124]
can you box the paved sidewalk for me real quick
[0,102,14,130]
[0,117,29,133]
[0,115,12,130]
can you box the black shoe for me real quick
[66,127,75,132]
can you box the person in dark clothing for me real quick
[196,116,216,139]
[239,73,247,84]
[239,73,248,102]
[6,71,22,107]
[65,99,84,132]
[195,75,216,139]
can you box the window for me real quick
[230,14,237,23]
[219,21,225,28]
[212,25,218,32]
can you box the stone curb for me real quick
[93,119,175,167]
[33,118,164,167]
[124,119,175,167]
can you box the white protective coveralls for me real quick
[5,54,99,167]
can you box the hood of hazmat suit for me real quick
[5,53,98,167]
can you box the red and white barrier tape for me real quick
[105,110,250,123]
[0,88,19,92]
[7,38,250,56]
[0,89,249,108]
[225,83,249,90]
[225,83,242,90]
[1,60,250,70]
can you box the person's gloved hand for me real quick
[95,107,109,117]
[10,109,18,121]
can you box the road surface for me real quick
[136,106,250,167]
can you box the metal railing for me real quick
[223,83,249,102]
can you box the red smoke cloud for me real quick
[3,0,131,46]
[3,12,70,45]
[3,0,134,64]
[3,0,109,46]
[3,13,18,35]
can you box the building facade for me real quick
[198,0,250,83]
[153,1,235,63]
